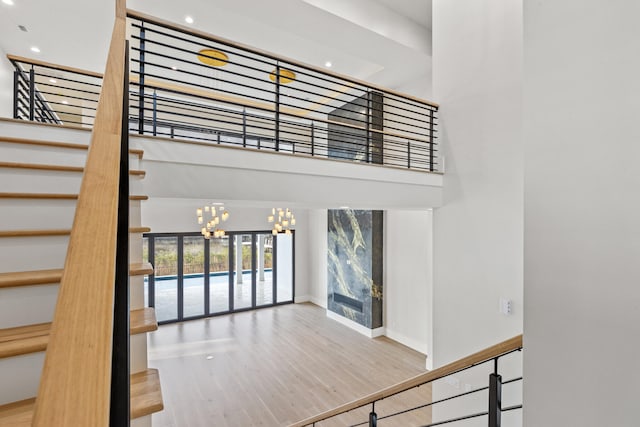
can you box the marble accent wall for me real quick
[327,209,383,329]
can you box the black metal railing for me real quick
[110,41,131,426]
[13,65,62,124]
[290,336,523,427]
[10,56,101,128]
[8,11,440,172]
[127,11,439,171]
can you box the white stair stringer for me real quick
[0,120,153,420]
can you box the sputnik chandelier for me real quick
[197,204,229,239]
[268,207,296,235]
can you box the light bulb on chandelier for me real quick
[267,207,297,235]
[196,203,229,239]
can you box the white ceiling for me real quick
[377,0,432,30]
[0,0,432,96]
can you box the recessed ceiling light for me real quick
[30,46,40,53]
[185,16,194,24]
[49,78,56,83]
[339,206,350,209]
[171,66,178,71]
[206,355,214,360]
[325,61,332,68]
[62,100,68,105]
[2,0,15,6]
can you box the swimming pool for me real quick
[145,270,292,322]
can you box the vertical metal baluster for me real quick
[275,63,280,152]
[110,40,131,427]
[366,89,371,163]
[152,89,157,136]
[488,357,502,427]
[13,70,19,119]
[408,141,411,169]
[138,22,146,134]
[242,107,247,147]
[311,122,315,157]
[28,67,35,121]
[429,108,435,172]
[369,401,377,427]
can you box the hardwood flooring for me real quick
[148,303,431,427]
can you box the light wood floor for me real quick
[148,303,432,427]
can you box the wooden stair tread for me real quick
[0,192,148,201]
[130,307,159,336]
[0,323,50,358]
[131,368,164,419]
[0,397,35,426]
[0,269,61,288]
[0,308,158,358]
[0,227,151,238]
[0,262,155,288]
[0,368,162,423]
[0,136,144,158]
[0,161,144,176]
[129,262,154,276]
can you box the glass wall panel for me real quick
[209,236,230,314]
[154,236,178,322]
[276,233,294,303]
[256,234,274,306]
[233,234,253,310]
[146,231,293,324]
[183,236,205,318]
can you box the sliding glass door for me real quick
[144,231,294,324]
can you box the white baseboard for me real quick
[294,295,310,303]
[309,295,327,308]
[385,328,428,355]
[326,310,386,338]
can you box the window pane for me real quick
[233,234,252,310]
[276,233,293,303]
[256,234,273,306]
[209,236,230,313]
[183,236,205,318]
[154,236,178,322]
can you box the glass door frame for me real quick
[144,230,295,325]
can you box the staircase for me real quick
[0,120,163,426]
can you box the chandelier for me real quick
[197,204,229,239]
[268,207,296,235]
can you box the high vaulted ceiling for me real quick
[0,0,431,97]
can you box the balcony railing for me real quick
[9,9,439,172]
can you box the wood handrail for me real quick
[125,8,439,109]
[288,335,523,427]
[31,0,128,425]
[7,54,104,79]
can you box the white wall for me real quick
[384,210,433,363]
[130,134,443,210]
[0,47,14,119]
[393,75,433,104]
[307,209,328,308]
[431,1,524,423]
[523,1,640,426]
[432,0,523,366]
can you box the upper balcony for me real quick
[6,9,441,208]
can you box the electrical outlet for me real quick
[500,298,512,315]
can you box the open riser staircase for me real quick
[0,119,163,426]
